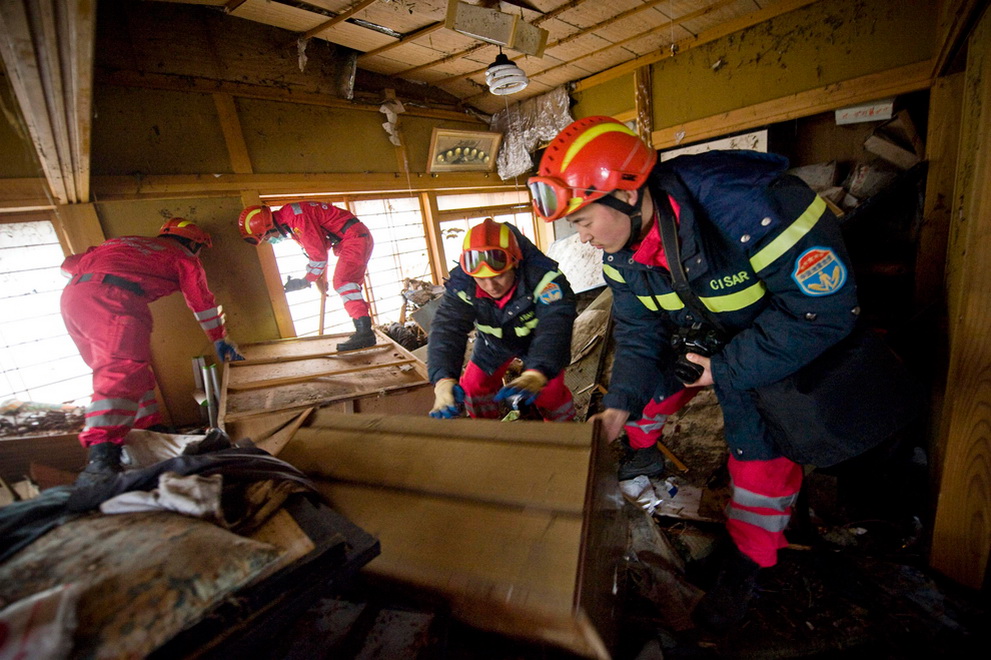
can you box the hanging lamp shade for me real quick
[485,52,528,96]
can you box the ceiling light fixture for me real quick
[486,51,528,96]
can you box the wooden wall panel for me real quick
[930,7,991,589]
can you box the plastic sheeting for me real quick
[490,86,573,180]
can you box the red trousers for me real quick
[625,387,803,567]
[332,234,374,319]
[61,282,162,447]
[460,359,575,421]
[725,455,803,567]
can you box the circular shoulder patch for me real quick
[538,281,563,304]
[791,247,847,296]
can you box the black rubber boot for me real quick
[692,547,761,632]
[76,442,123,488]
[337,316,376,351]
[618,443,666,480]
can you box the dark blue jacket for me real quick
[428,225,576,383]
[602,150,860,459]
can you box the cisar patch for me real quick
[792,247,847,296]
[537,281,563,304]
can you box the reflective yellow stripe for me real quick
[531,271,561,301]
[476,323,503,338]
[699,281,767,313]
[515,318,539,336]
[750,196,826,273]
[603,264,626,283]
[457,291,473,305]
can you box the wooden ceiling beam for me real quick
[302,0,378,40]
[0,0,95,205]
[89,171,519,201]
[95,68,481,124]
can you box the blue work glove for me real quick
[214,339,245,363]
[495,370,548,407]
[429,378,465,419]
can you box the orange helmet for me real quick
[158,218,212,248]
[527,116,657,222]
[238,205,275,245]
[460,218,522,278]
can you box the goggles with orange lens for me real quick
[527,176,575,222]
[461,248,514,277]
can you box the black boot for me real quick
[337,316,376,351]
[76,442,123,488]
[692,547,761,632]
[618,443,666,480]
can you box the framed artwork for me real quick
[427,128,502,173]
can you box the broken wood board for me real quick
[0,433,86,482]
[219,330,429,423]
[566,287,612,422]
[278,412,623,659]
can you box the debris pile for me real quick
[0,400,84,439]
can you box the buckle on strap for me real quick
[325,217,359,246]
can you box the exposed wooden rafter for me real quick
[0,0,95,205]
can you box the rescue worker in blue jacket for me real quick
[528,116,862,631]
[428,218,577,422]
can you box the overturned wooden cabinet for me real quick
[278,411,623,659]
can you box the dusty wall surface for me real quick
[0,71,42,179]
[91,86,232,176]
[572,0,936,128]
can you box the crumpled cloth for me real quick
[100,472,224,523]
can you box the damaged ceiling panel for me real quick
[165,0,811,115]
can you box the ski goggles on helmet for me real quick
[528,176,577,222]
[461,248,514,278]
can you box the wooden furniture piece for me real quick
[277,411,623,659]
[218,330,430,426]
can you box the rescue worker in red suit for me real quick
[60,218,244,486]
[427,218,577,422]
[238,202,375,351]
[529,117,864,631]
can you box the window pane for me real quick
[269,197,432,337]
[0,220,91,406]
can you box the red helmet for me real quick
[158,218,212,248]
[527,116,657,222]
[238,205,275,245]
[460,218,522,278]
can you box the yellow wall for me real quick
[572,73,635,121]
[571,0,936,129]
[0,71,42,178]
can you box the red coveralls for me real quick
[60,236,229,448]
[273,202,374,320]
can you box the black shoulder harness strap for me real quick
[654,192,728,334]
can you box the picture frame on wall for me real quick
[427,128,502,173]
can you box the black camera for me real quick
[670,324,727,384]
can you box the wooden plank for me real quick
[284,429,590,513]
[213,93,253,174]
[0,433,86,482]
[302,0,378,39]
[221,332,429,420]
[650,60,934,150]
[311,482,607,659]
[90,171,516,201]
[306,410,593,447]
[228,358,418,391]
[930,9,991,590]
[52,202,105,255]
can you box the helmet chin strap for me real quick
[593,186,648,249]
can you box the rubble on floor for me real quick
[0,400,84,439]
